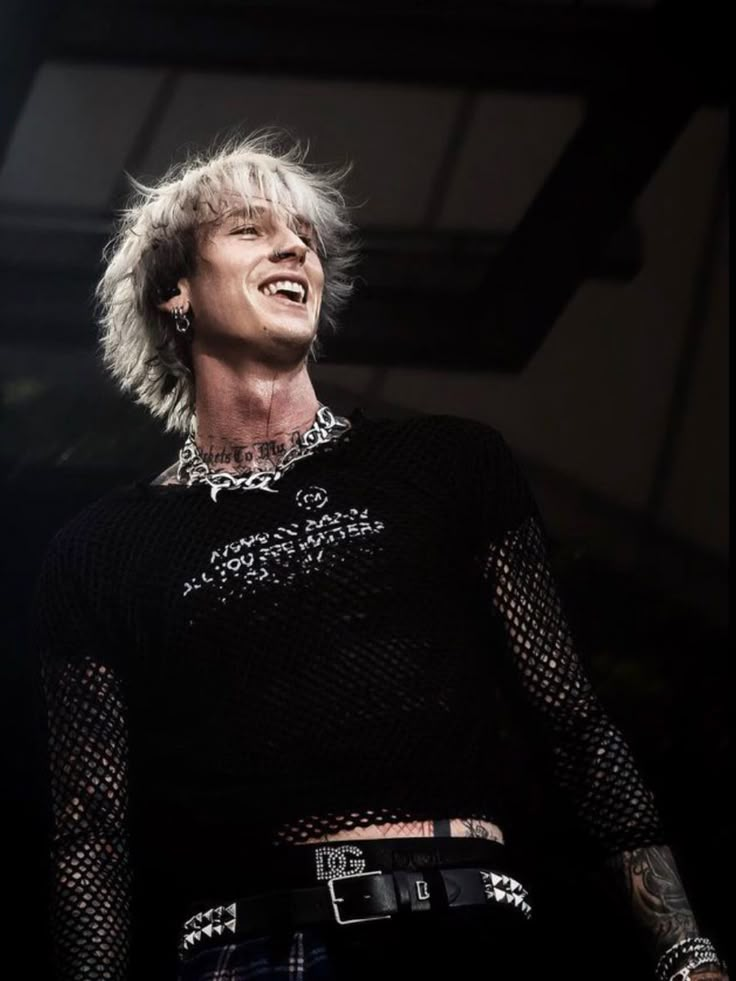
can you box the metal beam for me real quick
[646,145,729,524]
[0,0,66,165]
[50,2,726,102]
[475,78,698,369]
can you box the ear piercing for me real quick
[172,305,192,334]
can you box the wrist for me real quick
[655,936,726,981]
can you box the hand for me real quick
[689,965,728,981]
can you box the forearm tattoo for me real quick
[604,845,700,958]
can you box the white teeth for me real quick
[259,279,306,303]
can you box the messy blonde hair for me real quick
[96,128,359,436]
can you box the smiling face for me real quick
[170,197,325,364]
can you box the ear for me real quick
[157,278,191,314]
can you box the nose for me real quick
[271,246,306,264]
[270,227,308,265]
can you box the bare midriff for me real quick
[280,816,504,846]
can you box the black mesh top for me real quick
[33,409,666,979]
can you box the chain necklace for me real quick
[176,404,352,502]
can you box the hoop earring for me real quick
[172,305,192,335]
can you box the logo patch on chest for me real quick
[295,485,329,510]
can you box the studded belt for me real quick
[179,838,532,961]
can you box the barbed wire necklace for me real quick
[175,404,352,503]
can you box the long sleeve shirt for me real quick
[33,409,666,978]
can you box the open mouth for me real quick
[258,279,308,305]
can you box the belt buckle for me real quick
[327,870,392,926]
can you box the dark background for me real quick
[1,1,729,977]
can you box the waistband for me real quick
[270,836,515,886]
[180,837,532,961]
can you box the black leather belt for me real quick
[179,862,532,960]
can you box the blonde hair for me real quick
[96,128,359,435]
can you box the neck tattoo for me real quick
[196,429,304,472]
[176,404,352,502]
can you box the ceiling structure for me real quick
[1,0,725,363]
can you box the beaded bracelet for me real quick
[655,936,724,981]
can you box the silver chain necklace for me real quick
[176,404,352,502]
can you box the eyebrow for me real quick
[222,204,312,230]
[220,205,268,224]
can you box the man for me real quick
[34,131,726,980]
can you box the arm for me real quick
[34,527,133,980]
[40,651,132,980]
[605,845,726,980]
[484,510,726,979]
